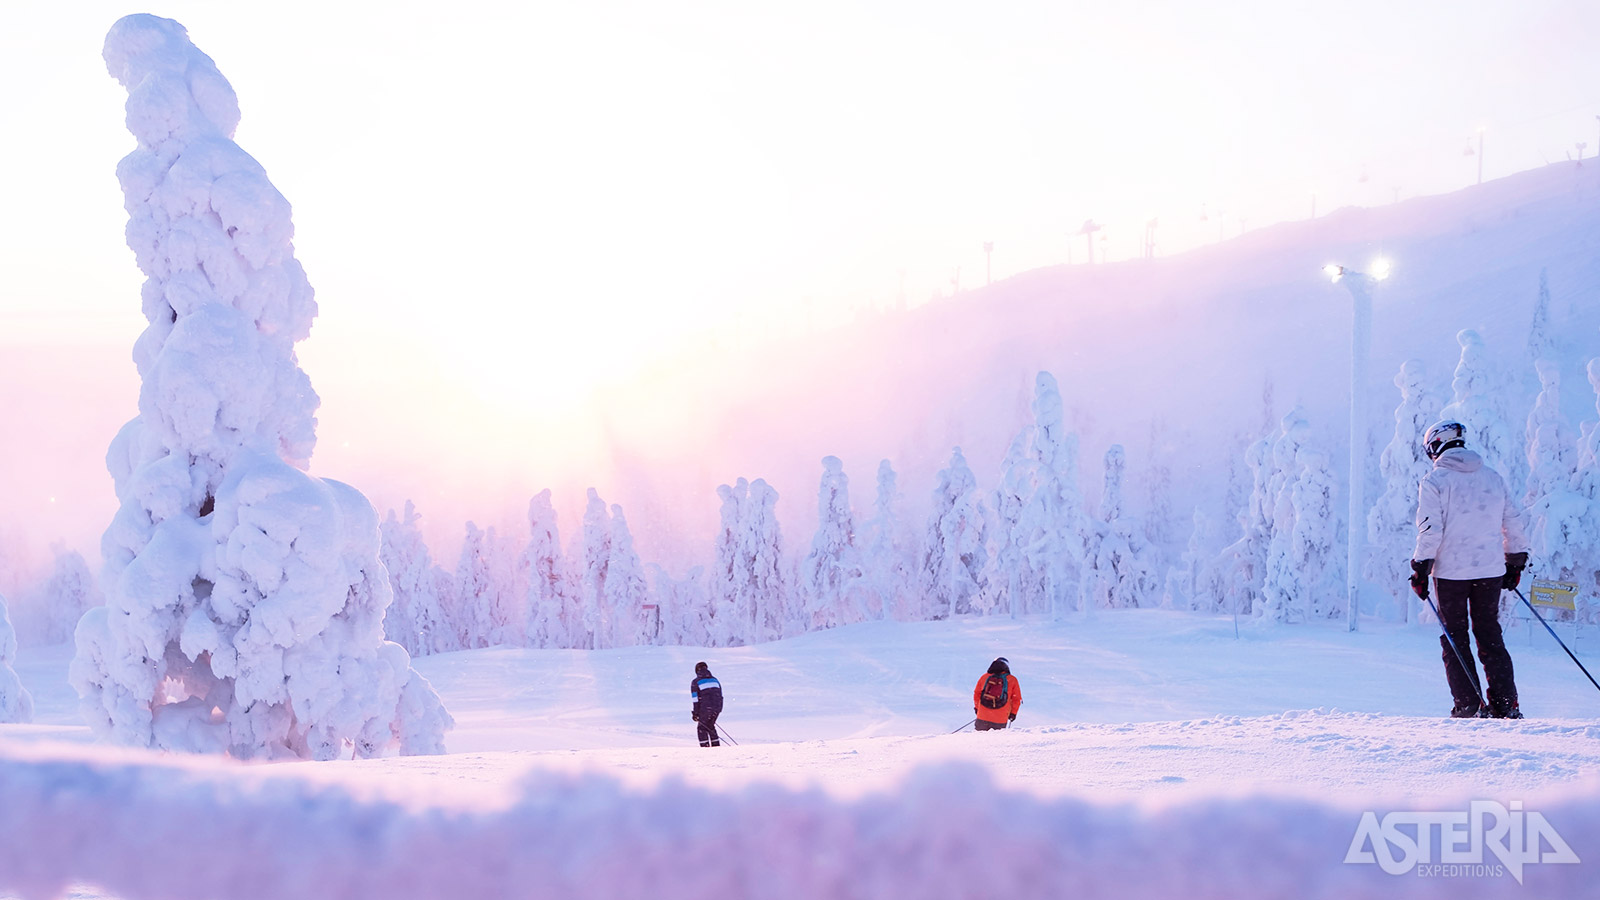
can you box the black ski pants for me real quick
[696,714,721,747]
[974,719,1008,731]
[1436,576,1518,714]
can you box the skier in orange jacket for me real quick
[973,657,1021,730]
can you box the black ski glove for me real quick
[692,711,699,722]
[1007,713,1016,723]
[1409,559,1433,600]
[1503,552,1529,590]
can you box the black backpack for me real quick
[979,673,1009,709]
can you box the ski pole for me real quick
[1512,587,1600,695]
[949,718,976,734]
[1423,593,1487,711]
[715,723,739,746]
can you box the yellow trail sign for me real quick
[1529,579,1579,612]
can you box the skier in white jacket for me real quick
[1410,421,1530,718]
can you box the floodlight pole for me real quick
[1329,267,1376,633]
[983,241,994,286]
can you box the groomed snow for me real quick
[5,611,1598,898]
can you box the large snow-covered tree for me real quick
[859,460,916,621]
[921,448,988,619]
[522,490,571,649]
[1365,359,1442,623]
[379,502,451,656]
[0,593,32,724]
[69,15,450,759]
[1008,372,1089,617]
[801,456,868,630]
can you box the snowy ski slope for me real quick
[4,611,1598,898]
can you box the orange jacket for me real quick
[973,673,1021,724]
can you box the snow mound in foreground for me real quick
[0,744,1592,899]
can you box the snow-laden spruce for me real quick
[1259,408,1313,623]
[858,460,915,620]
[1018,372,1088,617]
[379,502,451,656]
[711,478,789,645]
[451,522,503,650]
[604,505,654,646]
[1365,359,1442,623]
[70,15,450,759]
[801,456,869,630]
[0,593,31,724]
[921,448,988,619]
[1080,445,1160,609]
[522,490,573,649]
[1559,359,1600,623]
[578,490,612,649]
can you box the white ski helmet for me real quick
[1423,420,1467,460]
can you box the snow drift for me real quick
[68,14,450,760]
[0,743,1593,900]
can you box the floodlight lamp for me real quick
[1370,259,1391,281]
[1323,264,1344,283]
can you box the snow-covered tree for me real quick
[1081,445,1160,609]
[1259,408,1312,624]
[801,457,868,630]
[986,427,1035,618]
[1143,421,1176,555]
[710,479,746,646]
[1290,450,1343,620]
[579,489,613,649]
[0,593,32,724]
[1527,268,1556,365]
[747,479,791,640]
[488,525,525,647]
[859,460,916,621]
[522,490,571,649]
[1167,507,1223,611]
[1365,360,1443,623]
[35,545,101,646]
[450,522,500,650]
[70,16,449,759]
[651,564,709,646]
[604,505,654,646]
[921,448,989,619]
[1016,372,1089,617]
[1547,359,1600,623]
[379,502,451,656]
[1214,435,1275,616]
[709,478,790,644]
[1440,329,1524,500]
[68,15,444,755]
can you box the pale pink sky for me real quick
[3,0,1599,573]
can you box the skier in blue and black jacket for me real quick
[691,661,724,747]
